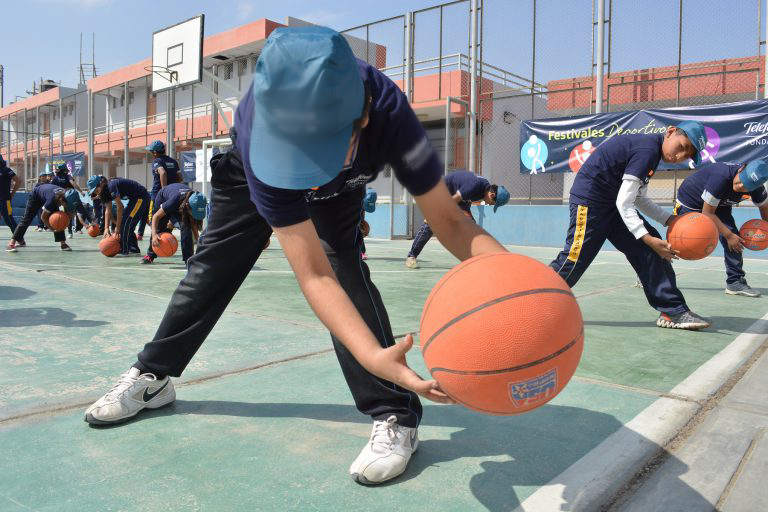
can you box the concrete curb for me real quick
[515,312,768,512]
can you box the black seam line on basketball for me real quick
[429,333,581,376]
[421,288,575,356]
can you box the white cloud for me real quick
[237,1,257,21]
[297,8,349,28]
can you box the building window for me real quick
[238,59,247,77]
[112,97,117,109]
[120,94,125,107]
[53,109,58,120]
[128,91,134,104]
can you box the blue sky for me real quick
[1,0,763,105]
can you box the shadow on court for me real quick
[94,400,712,511]
[0,307,109,328]
[0,285,37,300]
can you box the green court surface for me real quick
[1,231,767,511]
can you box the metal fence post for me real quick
[676,0,683,106]
[35,106,40,175]
[124,81,129,178]
[87,89,94,178]
[765,0,768,99]
[596,0,605,113]
[468,0,479,172]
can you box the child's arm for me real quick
[10,175,20,198]
[157,167,168,188]
[114,200,124,235]
[103,201,114,237]
[40,209,52,229]
[415,180,506,261]
[273,219,454,404]
[150,207,166,247]
[701,202,743,253]
[616,178,678,260]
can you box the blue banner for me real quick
[180,152,197,183]
[46,152,85,177]
[519,99,768,174]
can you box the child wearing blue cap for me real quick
[88,175,150,256]
[141,182,207,265]
[137,141,182,240]
[0,154,21,236]
[550,123,711,330]
[405,170,509,269]
[6,183,79,251]
[34,170,54,231]
[675,160,768,297]
[85,26,509,485]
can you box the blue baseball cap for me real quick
[493,185,510,212]
[676,121,707,166]
[64,189,80,211]
[246,26,365,190]
[187,192,207,220]
[146,140,165,152]
[87,175,105,195]
[739,159,768,192]
[56,162,69,173]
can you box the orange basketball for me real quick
[739,219,768,251]
[666,212,718,260]
[420,253,584,415]
[153,232,178,257]
[87,224,100,237]
[360,219,370,237]
[98,235,120,257]
[48,212,70,231]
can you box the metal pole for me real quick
[87,90,94,178]
[764,0,768,99]
[438,6,443,101]
[676,0,683,106]
[211,66,219,137]
[0,65,4,108]
[468,0,479,173]
[35,106,40,175]
[167,89,175,157]
[124,82,129,178]
[595,0,605,113]
[23,110,28,183]
[445,98,451,175]
[59,98,64,157]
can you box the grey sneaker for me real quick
[725,281,761,297]
[657,311,711,330]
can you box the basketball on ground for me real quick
[98,235,120,257]
[48,212,70,231]
[666,212,718,260]
[419,252,584,415]
[153,232,178,257]
[87,224,100,237]
[739,219,768,251]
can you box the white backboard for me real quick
[151,15,204,93]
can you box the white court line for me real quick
[0,261,447,274]
[516,310,768,512]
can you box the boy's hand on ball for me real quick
[726,233,744,253]
[643,235,678,261]
[372,334,455,405]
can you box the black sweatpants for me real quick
[135,150,422,427]
[13,194,65,243]
[118,194,149,254]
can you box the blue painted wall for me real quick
[364,203,768,260]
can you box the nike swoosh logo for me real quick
[143,380,169,402]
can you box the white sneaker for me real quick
[349,415,418,485]
[405,256,419,269]
[84,367,175,425]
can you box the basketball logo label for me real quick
[508,368,558,408]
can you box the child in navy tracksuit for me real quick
[88,176,150,255]
[86,27,508,486]
[141,182,207,264]
[550,122,711,330]
[405,169,510,268]
[52,163,88,235]
[6,183,79,251]
[675,160,768,297]
[137,141,182,240]
[0,154,20,235]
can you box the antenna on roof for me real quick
[79,32,97,86]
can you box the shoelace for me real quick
[370,415,399,451]
[103,371,153,401]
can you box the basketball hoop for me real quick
[144,65,178,86]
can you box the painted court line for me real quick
[516,309,768,512]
